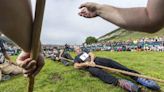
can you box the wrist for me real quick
[96,4,103,16]
[96,4,112,16]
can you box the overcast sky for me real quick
[31,0,148,45]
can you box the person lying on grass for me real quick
[0,39,22,81]
[73,46,160,92]
[51,48,74,66]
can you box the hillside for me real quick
[98,28,164,42]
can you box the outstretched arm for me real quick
[74,62,88,69]
[59,49,64,59]
[79,0,164,33]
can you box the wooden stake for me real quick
[28,0,46,92]
[95,65,164,83]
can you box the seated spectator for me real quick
[0,39,22,81]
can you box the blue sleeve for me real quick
[74,56,80,63]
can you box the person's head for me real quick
[52,48,59,54]
[74,46,82,55]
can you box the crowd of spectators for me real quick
[2,43,21,56]
[85,37,164,52]
[35,37,164,58]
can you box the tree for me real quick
[85,36,98,45]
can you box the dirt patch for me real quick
[79,70,91,77]
[50,73,63,82]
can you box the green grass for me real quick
[0,51,164,92]
[99,28,164,41]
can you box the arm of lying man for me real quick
[74,61,96,69]
[74,62,89,69]
[88,52,96,65]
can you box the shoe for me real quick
[2,75,11,81]
[64,62,69,66]
[62,60,69,66]
[137,78,160,90]
[118,79,141,92]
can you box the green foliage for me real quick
[0,52,164,92]
[85,36,98,45]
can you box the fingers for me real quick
[79,8,88,16]
[23,65,36,77]
[91,62,96,67]
[22,60,36,77]
[31,54,45,77]
[79,2,93,9]
[24,60,36,70]
[32,62,44,77]
[79,9,90,18]
[20,58,32,68]
[16,51,30,66]
[23,58,44,77]
[78,6,97,18]
[79,3,88,9]
[33,55,45,76]
[16,52,45,77]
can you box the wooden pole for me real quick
[61,57,164,83]
[60,57,74,62]
[95,65,164,83]
[28,0,46,92]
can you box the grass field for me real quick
[0,51,164,92]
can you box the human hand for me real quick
[16,51,45,77]
[56,57,60,61]
[79,2,101,18]
[85,61,96,67]
[90,61,96,67]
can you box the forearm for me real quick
[59,50,64,58]
[74,63,87,69]
[97,4,162,33]
[0,0,33,52]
